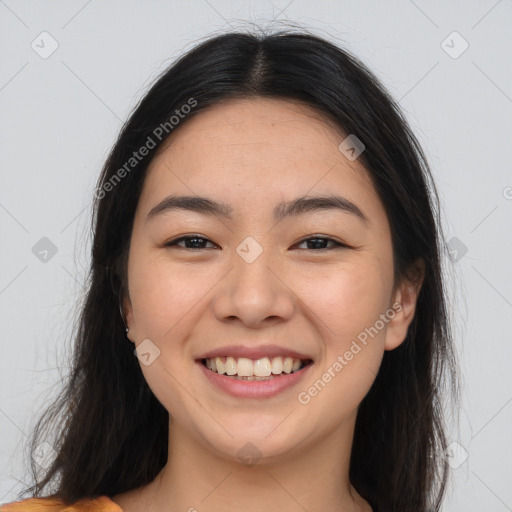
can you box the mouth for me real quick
[196,356,314,398]
[198,356,314,380]
[194,345,316,398]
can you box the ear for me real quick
[384,258,425,351]
[121,291,136,343]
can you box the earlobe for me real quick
[384,259,425,351]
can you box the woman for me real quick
[1,28,458,512]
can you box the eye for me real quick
[164,235,349,251]
[295,236,347,250]
[164,235,217,250]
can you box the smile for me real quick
[197,357,314,398]
[202,356,312,378]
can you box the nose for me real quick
[211,247,296,329]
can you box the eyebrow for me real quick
[146,194,368,225]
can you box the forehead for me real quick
[147,98,372,184]
[157,98,352,169]
[160,97,344,146]
[139,97,383,225]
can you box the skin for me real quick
[112,97,424,512]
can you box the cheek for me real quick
[295,265,390,421]
[127,253,210,416]
[304,260,391,347]
[128,249,212,339]
[316,263,391,403]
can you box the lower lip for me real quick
[196,360,314,399]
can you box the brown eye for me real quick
[165,235,217,250]
[295,236,347,250]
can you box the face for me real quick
[123,97,420,464]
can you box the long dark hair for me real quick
[17,28,458,512]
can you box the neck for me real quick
[125,411,371,512]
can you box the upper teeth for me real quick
[205,356,305,377]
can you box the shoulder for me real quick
[0,495,123,512]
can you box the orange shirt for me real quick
[0,495,123,512]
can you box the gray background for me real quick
[1,1,511,510]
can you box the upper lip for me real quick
[196,344,314,362]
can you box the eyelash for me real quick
[164,235,348,251]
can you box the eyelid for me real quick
[164,234,217,249]
[294,234,349,249]
[164,234,350,250]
